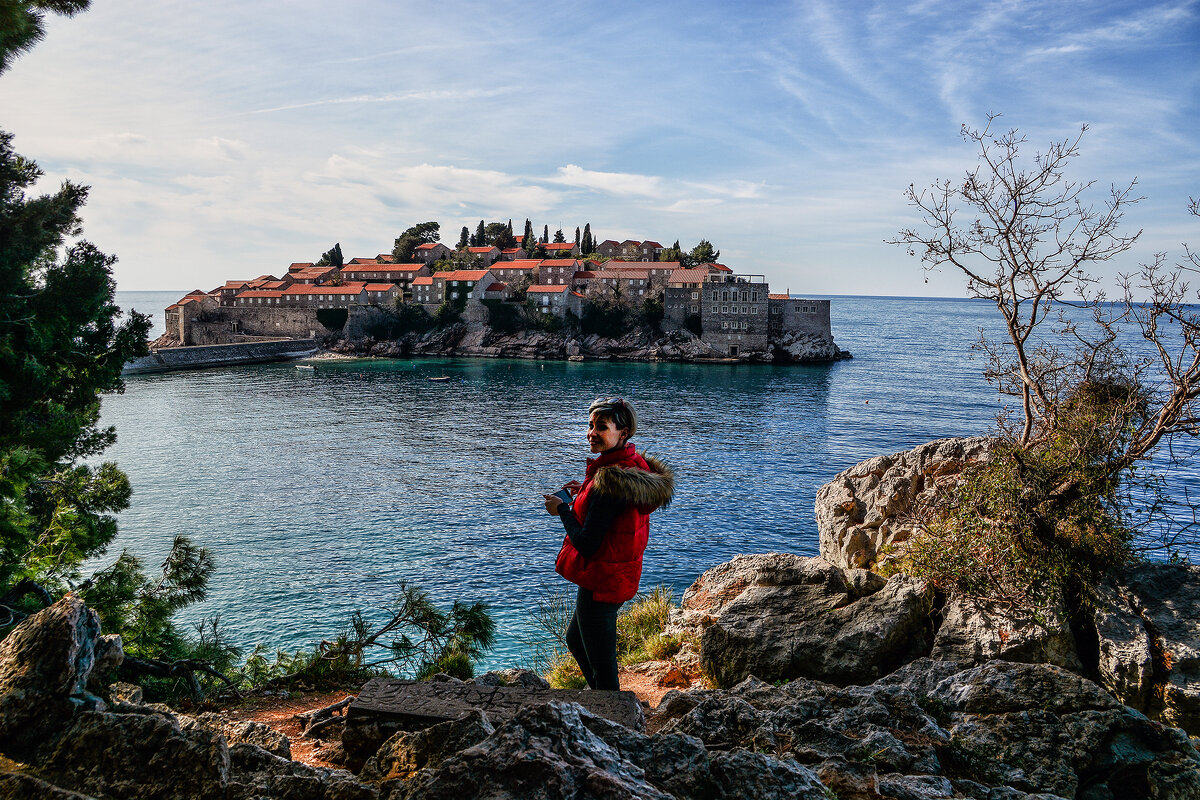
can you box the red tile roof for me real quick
[466,246,499,254]
[282,284,366,296]
[485,282,508,292]
[415,243,443,250]
[527,284,568,293]
[539,259,582,267]
[375,254,398,262]
[437,269,490,281]
[364,283,399,292]
[498,260,541,269]
[768,293,790,300]
[544,243,576,251]
[500,248,523,254]
[412,276,434,286]
[341,265,426,276]
[642,241,663,249]
[288,262,314,270]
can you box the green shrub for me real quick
[897,380,1141,607]
[616,586,674,665]
[545,652,588,689]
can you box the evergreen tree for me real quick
[474,220,486,248]
[523,219,534,249]
[315,242,343,267]
[542,224,549,243]
[458,226,470,249]
[391,222,440,262]
[582,223,593,254]
[574,227,581,246]
[0,0,224,693]
[688,239,720,267]
[553,228,566,243]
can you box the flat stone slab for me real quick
[351,677,644,731]
[341,677,645,769]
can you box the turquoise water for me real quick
[101,292,1198,669]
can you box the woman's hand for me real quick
[562,480,582,496]
[543,494,563,515]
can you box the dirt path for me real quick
[214,663,700,770]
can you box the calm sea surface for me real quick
[103,292,1199,669]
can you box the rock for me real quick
[696,554,934,686]
[227,742,377,800]
[0,595,104,762]
[0,772,97,799]
[926,661,1200,799]
[472,668,549,689]
[931,594,1082,672]
[106,682,142,705]
[815,437,993,570]
[186,712,292,759]
[1093,562,1200,734]
[42,708,231,800]
[359,709,493,783]
[392,702,674,800]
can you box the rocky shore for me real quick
[326,323,851,364]
[1,438,1197,799]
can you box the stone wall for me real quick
[123,339,319,374]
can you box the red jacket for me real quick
[555,444,675,604]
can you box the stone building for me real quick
[536,259,581,285]
[414,243,453,263]
[339,264,430,296]
[769,296,831,338]
[527,284,584,318]
[700,273,770,357]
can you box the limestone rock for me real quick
[815,437,993,570]
[186,712,292,759]
[1093,561,1200,733]
[931,595,1082,672]
[472,667,549,689]
[0,595,104,762]
[228,742,377,800]
[359,709,493,783]
[696,554,934,686]
[392,702,674,800]
[0,772,98,799]
[42,709,231,800]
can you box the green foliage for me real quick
[896,380,1144,606]
[0,0,89,75]
[581,302,629,338]
[484,221,515,249]
[616,586,673,665]
[314,242,342,267]
[545,652,588,689]
[553,228,566,244]
[434,298,463,327]
[366,302,433,338]
[686,239,720,267]
[457,226,469,249]
[0,9,223,707]
[392,222,440,262]
[482,299,521,334]
[581,223,593,255]
[237,582,496,690]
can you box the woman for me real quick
[542,397,674,690]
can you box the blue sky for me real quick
[2,0,1198,295]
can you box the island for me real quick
[130,231,850,372]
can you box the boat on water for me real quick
[427,375,452,382]
[296,364,316,371]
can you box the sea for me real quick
[101,291,1200,670]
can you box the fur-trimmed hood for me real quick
[590,452,674,512]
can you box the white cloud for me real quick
[550,165,664,198]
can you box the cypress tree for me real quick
[458,226,470,249]
[474,220,485,248]
[582,223,593,254]
[542,225,549,243]
[523,219,534,247]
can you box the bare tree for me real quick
[891,115,1143,446]
[890,115,1200,591]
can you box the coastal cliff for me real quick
[327,322,851,364]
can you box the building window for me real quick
[691,291,699,299]
[731,306,738,314]
[752,306,758,314]
[722,321,729,329]
[742,321,749,329]
[751,292,758,301]
[712,305,718,313]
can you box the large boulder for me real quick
[0,594,107,762]
[389,701,829,800]
[41,707,231,800]
[650,661,1200,800]
[228,742,377,800]
[692,554,934,687]
[1093,562,1200,733]
[930,595,1082,672]
[815,437,993,570]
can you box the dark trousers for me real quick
[565,587,622,690]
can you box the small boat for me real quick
[427,375,451,382]
[296,364,316,371]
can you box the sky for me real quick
[2,0,1198,296]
